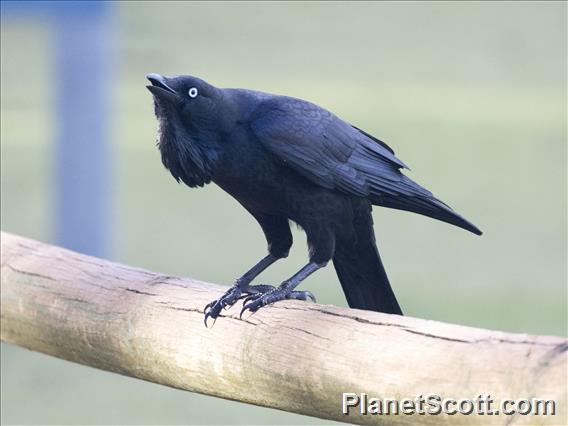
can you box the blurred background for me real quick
[1,1,566,425]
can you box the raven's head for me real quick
[146,73,226,142]
[146,73,223,188]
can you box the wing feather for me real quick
[251,96,425,200]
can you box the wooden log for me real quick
[1,231,566,425]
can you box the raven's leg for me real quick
[240,261,324,317]
[204,213,292,326]
[239,221,335,316]
[204,254,278,322]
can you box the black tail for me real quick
[380,195,482,236]
[375,176,483,236]
[333,210,403,314]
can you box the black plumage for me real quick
[146,74,481,325]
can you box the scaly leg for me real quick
[204,212,294,326]
[239,261,323,317]
[204,254,280,326]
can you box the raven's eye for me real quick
[188,87,198,98]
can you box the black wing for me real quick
[250,96,431,201]
[250,96,482,235]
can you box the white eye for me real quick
[188,87,198,98]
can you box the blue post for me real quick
[1,1,115,258]
[53,2,114,257]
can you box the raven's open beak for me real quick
[146,73,178,103]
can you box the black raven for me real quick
[146,74,481,326]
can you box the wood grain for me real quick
[1,231,566,425]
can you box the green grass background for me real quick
[1,2,566,425]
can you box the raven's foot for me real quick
[240,287,316,318]
[204,283,275,326]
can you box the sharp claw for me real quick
[239,303,255,319]
[205,284,283,324]
[204,312,212,328]
[306,291,316,302]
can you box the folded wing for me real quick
[251,96,482,235]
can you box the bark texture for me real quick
[1,232,566,425]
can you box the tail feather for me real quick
[373,176,483,236]
[333,212,403,314]
[379,194,482,236]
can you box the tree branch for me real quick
[1,231,566,424]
